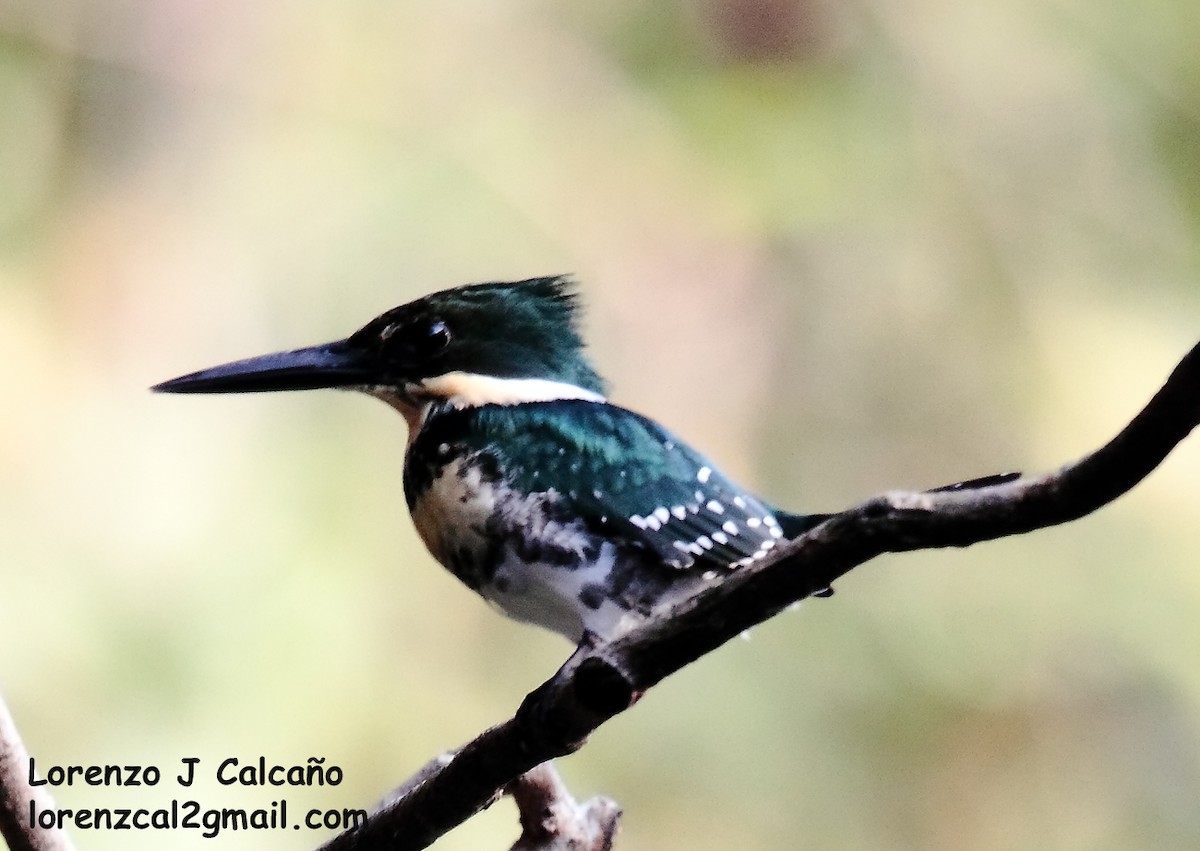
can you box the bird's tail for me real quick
[774,510,831,539]
[770,471,1019,601]
[772,471,1020,540]
[771,509,835,597]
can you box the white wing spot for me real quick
[706,499,724,514]
[702,570,718,582]
[671,505,687,520]
[593,489,604,499]
[746,517,762,529]
[673,540,692,553]
[694,490,705,502]
[722,520,739,535]
[653,506,670,524]
[630,514,647,529]
[733,496,747,509]
[697,466,712,484]
[711,531,729,545]
[646,515,662,531]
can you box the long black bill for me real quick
[152,340,373,394]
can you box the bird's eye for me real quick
[374,317,452,363]
[417,319,452,356]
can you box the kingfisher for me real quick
[153,277,829,644]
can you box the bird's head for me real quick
[153,276,607,428]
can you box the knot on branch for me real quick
[572,658,635,718]
[514,654,636,756]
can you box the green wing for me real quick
[467,400,792,570]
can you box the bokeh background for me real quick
[2,1,1200,849]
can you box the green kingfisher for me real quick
[154,277,829,643]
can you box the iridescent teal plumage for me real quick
[155,277,824,642]
[406,399,804,570]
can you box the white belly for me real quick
[481,541,642,642]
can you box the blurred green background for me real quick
[2,1,1200,849]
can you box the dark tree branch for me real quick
[0,691,76,851]
[319,340,1200,851]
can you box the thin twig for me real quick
[507,763,619,851]
[319,339,1200,851]
[0,690,76,851]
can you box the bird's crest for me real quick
[351,275,606,396]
